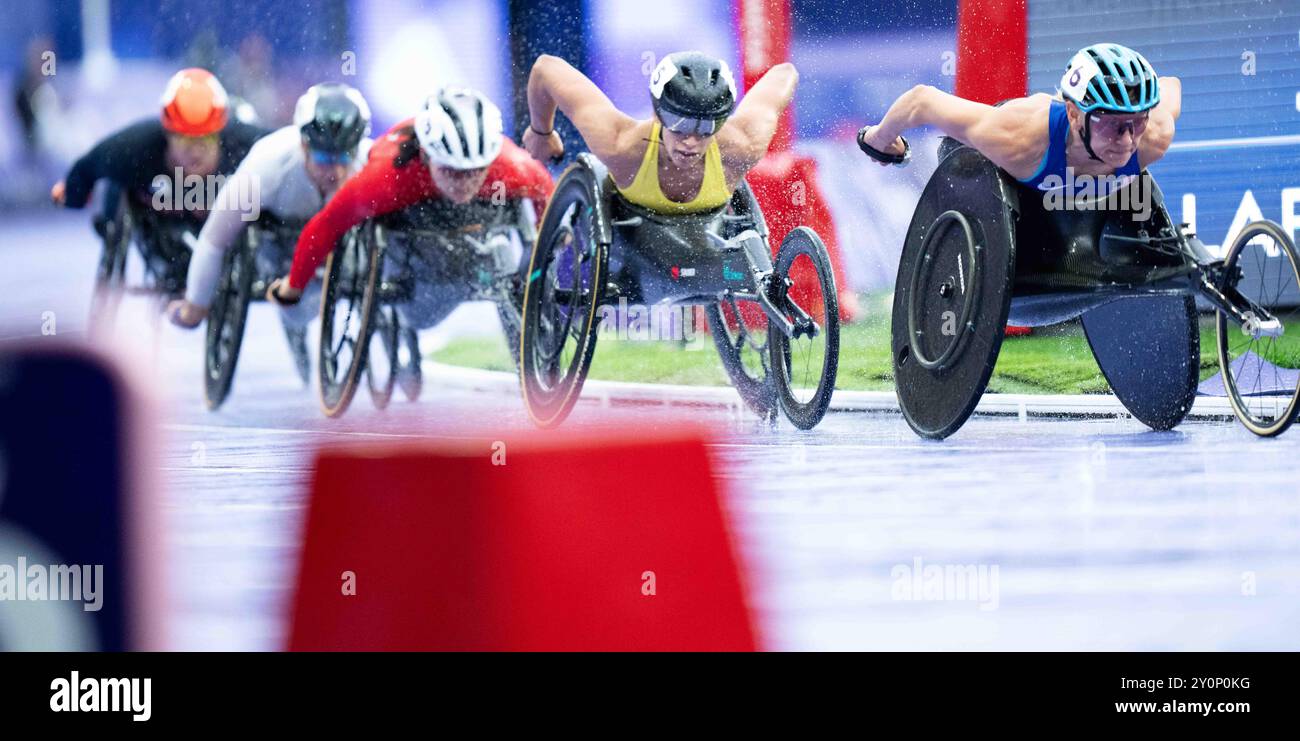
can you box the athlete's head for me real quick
[1059,43,1160,166]
[414,87,503,204]
[649,52,736,166]
[160,68,228,175]
[294,83,371,194]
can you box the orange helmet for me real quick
[160,68,229,136]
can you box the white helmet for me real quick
[414,87,503,170]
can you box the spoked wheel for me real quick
[203,229,257,410]
[1216,220,1300,436]
[705,294,776,421]
[89,198,132,333]
[319,224,383,418]
[366,305,399,410]
[769,227,840,429]
[520,164,606,428]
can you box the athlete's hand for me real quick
[859,125,907,167]
[50,181,66,206]
[166,299,208,329]
[266,277,303,307]
[523,125,564,164]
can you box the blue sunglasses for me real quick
[309,148,355,166]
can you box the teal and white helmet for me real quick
[1059,43,1160,114]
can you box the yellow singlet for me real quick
[615,122,731,214]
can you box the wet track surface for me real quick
[5,211,1299,650]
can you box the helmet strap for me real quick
[1080,115,1103,162]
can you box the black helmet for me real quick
[649,51,736,134]
[293,83,371,154]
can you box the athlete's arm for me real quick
[861,86,1047,179]
[59,120,160,208]
[284,154,422,292]
[58,133,116,208]
[720,63,799,174]
[182,141,283,312]
[524,55,641,168]
[1139,76,1180,169]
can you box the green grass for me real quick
[431,294,1297,395]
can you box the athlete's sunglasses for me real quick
[1088,112,1149,139]
[308,148,356,166]
[658,110,726,137]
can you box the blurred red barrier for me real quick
[288,428,757,651]
[734,0,858,324]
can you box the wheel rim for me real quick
[530,199,598,398]
[205,241,250,386]
[320,227,377,410]
[1216,224,1300,434]
[774,250,835,409]
[366,306,398,403]
[907,210,981,371]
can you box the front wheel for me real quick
[769,227,840,429]
[1216,220,1300,436]
[203,229,257,410]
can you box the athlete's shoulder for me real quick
[367,119,417,163]
[100,118,166,149]
[244,126,303,165]
[239,126,303,186]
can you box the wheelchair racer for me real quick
[266,87,553,374]
[164,83,373,380]
[522,51,797,216]
[52,67,267,224]
[857,43,1180,198]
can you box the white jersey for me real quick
[184,125,372,307]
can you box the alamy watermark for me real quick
[151,168,261,221]
[891,556,999,611]
[597,296,699,343]
[1039,168,1152,221]
[0,556,103,611]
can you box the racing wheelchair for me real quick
[860,136,1300,439]
[90,189,194,331]
[316,198,535,417]
[518,154,841,429]
[203,214,317,410]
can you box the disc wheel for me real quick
[769,227,840,429]
[203,229,257,410]
[1216,220,1300,436]
[891,147,1017,440]
[520,164,606,428]
[318,224,383,418]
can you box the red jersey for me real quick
[288,119,553,289]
